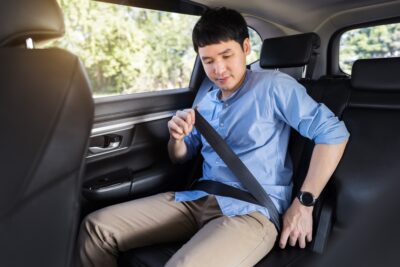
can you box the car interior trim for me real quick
[91,110,175,136]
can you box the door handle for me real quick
[89,136,121,154]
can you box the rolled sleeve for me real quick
[272,73,350,144]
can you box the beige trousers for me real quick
[77,192,277,267]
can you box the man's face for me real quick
[198,38,250,98]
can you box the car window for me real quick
[247,27,263,65]
[47,0,199,98]
[339,22,400,75]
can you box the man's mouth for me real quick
[216,76,230,83]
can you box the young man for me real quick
[78,8,349,267]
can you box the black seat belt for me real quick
[193,109,281,231]
[193,180,260,206]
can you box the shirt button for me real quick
[224,103,228,108]
[220,123,224,127]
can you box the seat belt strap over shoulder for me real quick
[193,109,281,232]
[192,77,214,108]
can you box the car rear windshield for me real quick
[339,22,400,74]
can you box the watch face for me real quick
[300,192,315,206]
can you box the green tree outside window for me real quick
[340,23,400,74]
[49,0,263,97]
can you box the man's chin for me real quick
[216,82,234,91]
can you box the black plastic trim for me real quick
[96,0,207,15]
[94,88,195,123]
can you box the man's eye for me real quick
[205,61,213,64]
[223,54,232,59]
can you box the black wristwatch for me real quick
[297,191,317,207]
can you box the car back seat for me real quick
[294,57,400,267]
[328,57,400,239]
[118,33,327,267]
[0,0,94,266]
[255,75,352,267]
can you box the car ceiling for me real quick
[190,0,400,32]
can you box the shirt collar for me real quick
[211,69,252,104]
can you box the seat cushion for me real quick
[118,243,314,267]
[118,243,184,267]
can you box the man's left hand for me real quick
[279,198,313,249]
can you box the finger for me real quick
[170,131,184,140]
[176,110,189,121]
[175,112,190,134]
[172,116,189,135]
[306,232,313,243]
[289,236,297,247]
[182,109,191,121]
[168,120,183,135]
[188,109,195,125]
[289,231,299,247]
[298,234,306,249]
[182,109,195,126]
[279,228,290,249]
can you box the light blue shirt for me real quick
[175,70,350,219]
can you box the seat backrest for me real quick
[0,1,94,266]
[257,32,325,195]
[332,57,400,230]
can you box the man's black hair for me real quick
[192,7,249,53]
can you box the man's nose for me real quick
[214,61,226,76]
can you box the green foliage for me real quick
[247,28,262,64]
[49,0,198,97]
[48,0,263,97]
[340,23,400,74]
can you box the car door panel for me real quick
[81,87,201,211]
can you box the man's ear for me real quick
[243,38,251,55]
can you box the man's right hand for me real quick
[167,109,196,141]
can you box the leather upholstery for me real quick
[119,243,312,267]
[0,0,64,47]
[119,243,184,267]
[307,179,400,267]
[260,33,320,69]
[333,61,400,228]
[0,1,94,266]
[334,107,400,227]
[351,57,400,91]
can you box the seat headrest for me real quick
[259,33,320,69]
[351,58,400,91]
[0,0,64,47]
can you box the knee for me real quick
[78,213,96,243]
[247,213,278,241]
[81,213,95,234]
[79,211,109,241]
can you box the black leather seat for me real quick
[294,57,400,267]
[257,59,400,267]
[328,57,400,240]
[0,1,94,266]
[259,32,320,80]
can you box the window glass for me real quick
[48,0,199,97]
[339,23,400,74]
[247,27,263,64]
